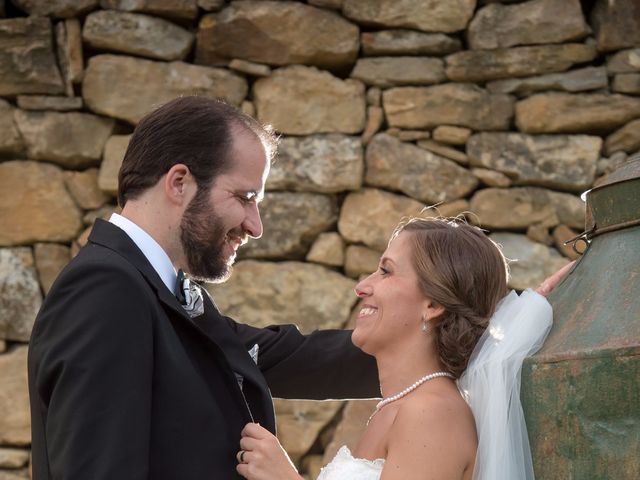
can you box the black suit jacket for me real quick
[28,219,378,480]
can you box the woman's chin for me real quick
[350,329,372,354]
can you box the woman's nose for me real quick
[354,282,372,298]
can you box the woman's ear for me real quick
[423,299,445,324]
[164,164,195,206]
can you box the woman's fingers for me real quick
[241,422,269,438]
[236,461,251,479]
[536,260,576,297]
[240,436,259,452]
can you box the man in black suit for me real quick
[28,96,379,479]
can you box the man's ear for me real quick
[164,164,195,206]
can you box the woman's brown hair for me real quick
[393,217,509,378]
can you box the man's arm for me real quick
[29,258,154,480]
[229,321,380,400]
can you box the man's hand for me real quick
[536,261,576,297]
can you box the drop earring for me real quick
[421,315,430,334]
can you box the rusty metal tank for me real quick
[521,156,640,479]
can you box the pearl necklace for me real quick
[367,371,455,425]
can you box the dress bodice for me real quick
[316,446,384,480]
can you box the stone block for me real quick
[360,106,384,146]
[55,18,83,95]
[83,10,194,61]
[306,232,345,268]
[0,17,64,96]
[591,0,640,52]
[239,192,337,260]
[0,161,83,245]
[490,233,569,290]
[469,187,584,230]
[515,93,640,134]
[338,189,424,251]
[268,134,363,193]
[486,67,608,97]
[383,84,513,131]
[83,54,247,124]
[604,119,640,156]
[196,1,359,70]
[471,168,512,188]
[0,448,29,469]
[366,134,477,204]
[0,346,31,446]
[0,100,24,156]
[416,139,469,165]
[432,126,472,145]
[467,133,601,191]
[0,249,41,342]
[98,134,131,196]
[100,0,198,20]
[274,399,343,465]
[446,43,597,83]
[344,245,380,278]
[607,48,640,74]
[11,0,97,17]
[64,168,109,210]
[612,73,640,95]
[34,243,71,295]
[350,57,445,88]
[342,0,475,33]
[14,110,114,169]
[254,65,365,135]
[207,260,357,333]
[229,59,271,77]
[468,0,589,49]
[16,95,83,111]
[361,29,460,56]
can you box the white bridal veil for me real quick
[458,289,553,480]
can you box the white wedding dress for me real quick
[317,290,552,480]
[317,446,384,480]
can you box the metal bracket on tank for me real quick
[563,228,593,255]
[564,217,640,255]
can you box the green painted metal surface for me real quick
[522,157,640,479]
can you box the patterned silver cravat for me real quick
[176,269,204,318]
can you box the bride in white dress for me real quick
[235,217,567,480]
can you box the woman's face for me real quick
[352,231,433,356]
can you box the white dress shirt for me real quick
[109,213,177,294]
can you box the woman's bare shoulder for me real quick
[382,389,476,479]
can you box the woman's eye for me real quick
[379,266,389,276]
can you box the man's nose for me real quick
[243,204,263,239]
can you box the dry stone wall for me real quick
[1,0,639,478]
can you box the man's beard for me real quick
[180,189,242,283]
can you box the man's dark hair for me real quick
[117,96,277,207]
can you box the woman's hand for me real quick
[236,423,303,480]
[536,260,576,297]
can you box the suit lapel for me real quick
[87,219,265,427]
[192,293,276,432]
